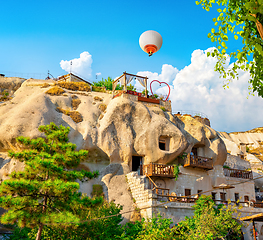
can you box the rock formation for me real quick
[0,78,227,168]
[0,77,228,222]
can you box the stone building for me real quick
[57,73,92,86]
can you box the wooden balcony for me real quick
[223,168,253,179]
[143,163,174,178]
[183,154,213,170]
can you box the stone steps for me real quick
[126,172,155,206]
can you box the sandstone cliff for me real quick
[0,77,228,223]
[0,78,227,168]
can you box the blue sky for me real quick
[1,0,263,133]
[0,0,220,78]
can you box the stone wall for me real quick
[224,154,251,170]
[119,93,172,112]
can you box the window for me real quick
[191,147,198,156]
[185,189,191,196]
[220,192,226,201]
[235,193,239,202]
[235,193,240,205]
[244,195,249,202]
[159,140,166,150]
[211,192,216,201]
[159,136,170,151]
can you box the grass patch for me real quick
[57,82,91,91]
[160,106,166,112]
[56,107,83,123]
[69,111,83,123]
[94,96,103,101]
[41,83,50,88]
[71,99,81,110]
[99,114,104,120]
[92,86,106,92]
[98,103,107,112]
[0,90,12,101]
[45,86,65,96]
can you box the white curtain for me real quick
[136,77,146,88]
[112,80,118,92]
[118,75,134,86]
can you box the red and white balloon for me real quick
[139,30,163,56]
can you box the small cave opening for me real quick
[132,156,143,174]
[159,136,170,151]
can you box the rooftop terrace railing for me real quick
[223,168,253,179]
[143,163,174,178]
[183,154,213,170]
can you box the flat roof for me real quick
[58,73,91,85]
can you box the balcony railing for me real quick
[143,163,174,178]
[223,168,253,179]
[183,154,213,170]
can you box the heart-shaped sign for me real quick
[150,80,170,101]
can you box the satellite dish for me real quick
[139,30,163,56]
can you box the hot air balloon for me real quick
[139,30,163,56]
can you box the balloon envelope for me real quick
[139,30,163,56]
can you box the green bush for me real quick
[91,184,104,197]
[246,146,250,153]
[93,77,122,91]
[92,86,106,92]
[126,84,136,91]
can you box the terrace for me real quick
[112,72,171,110]
[143,163,174,178]
[183,154,213,170]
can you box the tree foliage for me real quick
[3,201,123,240]
[117,215,173,240]
[196,0,263,97]
[0,123,103,239]
[173,195,243,239]
[93,77,122,90]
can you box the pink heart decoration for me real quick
[150,80,170,101]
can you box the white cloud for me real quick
[60,52,93,80]
[136,64,178,95]
[137,48,263,132]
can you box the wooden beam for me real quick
[124,71,127,91]
[113,74,124,84]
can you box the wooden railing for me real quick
[147,175,170,197]
[143,163,174,178]
[223,168,253,179]
[184,154,213,170]
[253,202,263,208]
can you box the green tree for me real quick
[93,77,122,90]
[196,0,263,97]
[173,195,243,239]
[126,84,136,91]
[0,123,103,240]
[117,215,173,240]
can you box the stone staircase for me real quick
[126,172,156,209]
